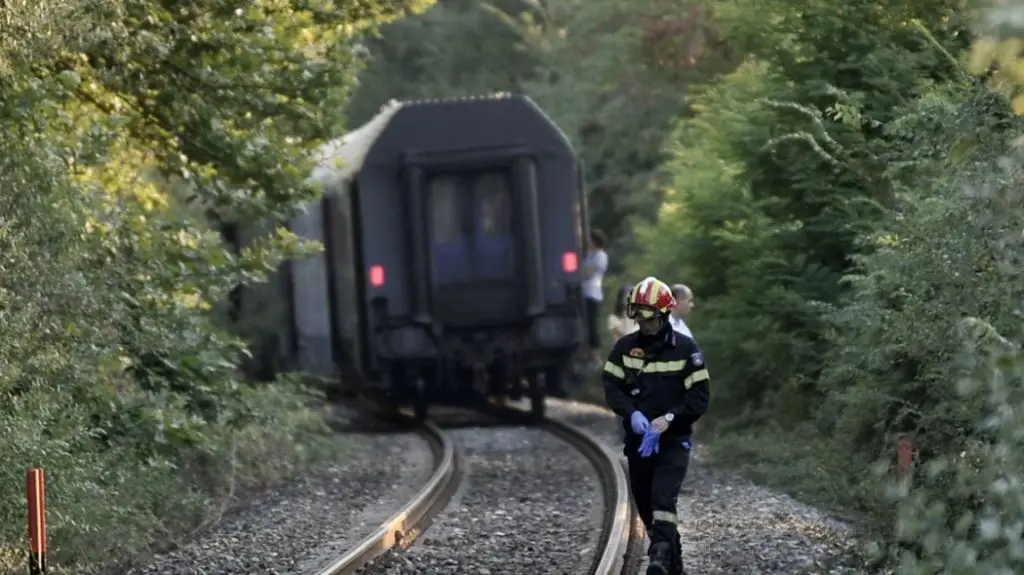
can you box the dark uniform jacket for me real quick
[602,325,710,442]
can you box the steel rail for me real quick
[534,415,634,575]
[318,400,634,575]
[314,419,462,575]
[487,401,634,574]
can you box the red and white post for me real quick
[26,468,46,575]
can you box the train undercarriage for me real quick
[388,357,574,421]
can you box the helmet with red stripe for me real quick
[626,276,676,320]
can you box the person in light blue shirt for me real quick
[582,229,609,369]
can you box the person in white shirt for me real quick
[670,284,695,340]
[582,230,609,368]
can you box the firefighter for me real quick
[602,276,710,575]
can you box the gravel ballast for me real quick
[541,398,858,574]
[127,397,860,575]
[357,425,605,575]
[128,431,434,575]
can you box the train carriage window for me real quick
[429,175,462,243]
[427,169,515,286]
[474,172,512,236]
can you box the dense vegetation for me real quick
[352,0,1024,571]
[0,0,426,571]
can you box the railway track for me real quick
[130,396,856,575]
[320,399,639,575]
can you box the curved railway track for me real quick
[320,399,640,575]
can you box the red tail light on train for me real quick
[369,265,385,287]
[561,251,578,273]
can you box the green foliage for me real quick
[617,0,1024,570]
[345,0,544,125]
[882,319,1024,573]
[631,60,806,424]
[818,84,1018,464]
[863,6,1024,570]
[519,0,707,262]
[631,0,967,428]
[0,0,415,570]
[0,98,322,570]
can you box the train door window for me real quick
[476,172,511,236]
[471,170,515,280]
[430,175,462,243]
[429,175,471,284]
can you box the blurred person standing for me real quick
[669,284,694,341]
[607,284,637,339]
[582,229,609,369]
[670,283,703,438]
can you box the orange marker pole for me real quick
[26,468,46,575]
[897,437,914,481]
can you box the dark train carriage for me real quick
[305,94,589,418]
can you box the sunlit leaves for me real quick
[10,0,430,221]
[0,0,405,567]
[964,1,1024,114]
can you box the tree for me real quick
[345,0,544,125]
[868,6,1024,571]
[624,0,1015,555]
[0,0,423,569]
[630,0,969,426]
[521,0,736,261]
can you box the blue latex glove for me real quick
[630,411,650,435]
[638,429,661,458]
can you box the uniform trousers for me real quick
[625,436,691,573]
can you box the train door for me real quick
[428,169,519,324]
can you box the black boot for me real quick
[647,542,672,575]
[673,539,686,575]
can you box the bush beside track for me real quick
[0,0,418,572]
[550,3,1024,573]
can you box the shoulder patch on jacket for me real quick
[690,352,704,367]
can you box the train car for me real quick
[288,93,589,419]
